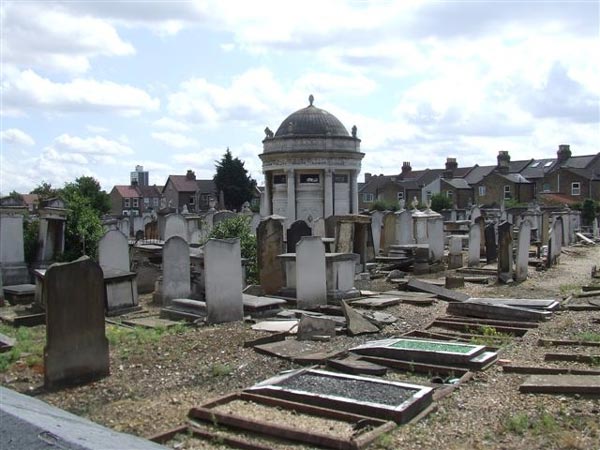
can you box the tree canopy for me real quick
[213,148,257,211]
[30,181,59,200]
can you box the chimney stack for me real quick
[444,157,458,178]
[364,172,372,182]
[186,169,196,180]
[401,161,412,177]
[497,151,510,174]
[557,144,571,164]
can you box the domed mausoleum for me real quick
[259,95,364,223]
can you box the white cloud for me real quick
[1,2,135,74]
[153,117,190,132]
[0,128,35,147]
[151,132,198,149]
[2,70,160,116]
[293,72,377,97]
[52,134,134,156]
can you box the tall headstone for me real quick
[335,221,354,254]
[287,220,312,253]
[35,203,67,267]
[470,205,481,222]
[204,238,244,323]
[0,206,29,285]
[515,220,531,282]
[370,211,385,255]
[250,213,262,236]
[428,216,444,263]
[497,221,513,283]
[98,230,130,271]
[395,209,414,246]
[44,257,109,388]
[164,214,188,242]
[213,210,236,226]
[162,236,191,305]
[257,218,285,295]
[296,236,327,309]
[312,217,326,237]
[485,223,498,263]
[548,217,563,267]
[381,212,396,254]
[541,211,550,246]
[593,218,599,240]
[447,235,463,269]
[468,221,481,267]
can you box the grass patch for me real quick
[559,283,580,295]
[504,412,530,435]
[210,363,232,377]
[576,331,600,342]
[0,325,45,373]
[470,326,512,347]
[106,323,189,350]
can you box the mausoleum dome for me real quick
[274,95,349,138]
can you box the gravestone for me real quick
[118,217,130,237]
[413,212,428,244]
[287,220,312,253]
[296,236,327,309]
[470,205,481,221]
[44,257,109,388]
[312,217,326,237]
[336,221,354,254]
[497,221,513,283]
[0,206,29,285]
[485,223,497,263]
[250,213,262,236]
[370,211,385,255]
[98,230,130,271]
[548,217,563,267]
[204,238,243,323]
[427,216,444,263]
[447,235,463,269]
[162,236,191,305]
[515,220,531,282]
[213,210,236,226]
[594,218,599,240]
[541,211,550,246]
[257,218,285,295]
[468,221,481,267]
[164,214,188,242]
[381,212,396,254]
[395,209,414,245]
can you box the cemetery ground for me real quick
[1,247,600,449]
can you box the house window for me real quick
[124,198,130,208]
[334,174,348,183]
[504,185,511,200]
[478,186,486,196]
[397,191,404,201]
[132,198,139,208]
[363,193,374,203]
[153,198,159,207]
[426,191,432,202]
[572,182,581,196]
[144,197,150,205]
[446,191,453,200]
[543,183,550,192]
[300,174,320,184]
[189,195,195,204]
[273,174,287,184]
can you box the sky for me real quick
[1,0,599,194]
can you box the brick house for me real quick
[162,170,218,213]
[109,185,162,216]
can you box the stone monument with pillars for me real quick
[259,95,364,226]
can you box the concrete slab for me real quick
[407,279,469,302]
[447,301,552,322]
[251,320,298,334]
[253,340,344,363]
[121,317,182,329]
[0,386,167,450]
[519,374,600,394]
[341,301,380,336]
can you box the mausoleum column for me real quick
[324,169,333,218]
[262,172,272,216]
[286,168,296,221]
[350,170,359,214]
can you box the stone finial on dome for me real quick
[309,94,314,106]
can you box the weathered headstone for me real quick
[428,216,444,263]
[541,211,550,246]
[594,218,599,240]
[164,214,188,242]
[470,205,481,222]
[312,217,326,237]
[497,221,513,283]
[98,230,130,271]
[204,238,244,323]
[515,220,532,282]
[548,217,563,267]
[381,212,396,254]
[370,211,385,255]
[395,209,414,246]
[297,314,336,341]
[162,236,191,304]
[213,210,236,226]
[447,235,463,269]
[296,236,327,309]
[287,220,312,253]
[468,221,481,267]
[257,218,285,295]
[485,223,497,263]
[0,206,29,285]
[44,257,109,388]
[250,213,262,236]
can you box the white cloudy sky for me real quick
[1,0,598,194]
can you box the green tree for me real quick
[581,198,598,226]
[213,148,257,211]
[206,215,257,284]
[7,190,23,201]
[430,193,453,212]
[369,199,400,211]
[60,176,108,261]
[30,181,58,200]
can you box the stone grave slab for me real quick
[295,236,327,309]
[349,296,403,309]
[519,374,600,395]
[251,320,298,334]
[3,284,35,305]
[246,368,433,423]
[161,298,206,321]
[102,268,140,316]
[341,300,380,336]
[253,340,344,363]
[242,294,286,317]
[326,356,388,376]
[162,236,191,305]
[350,338,486,366]
[0,305,45,327]
[407,278,469,302]
[362,311,398,326]
[0,331,15,352]
[257,218,285,295]
[467,297,559,311]
[44,257,109,388]
[296,315,336,341]
[122,317,181,329]
[447,301,552,322]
